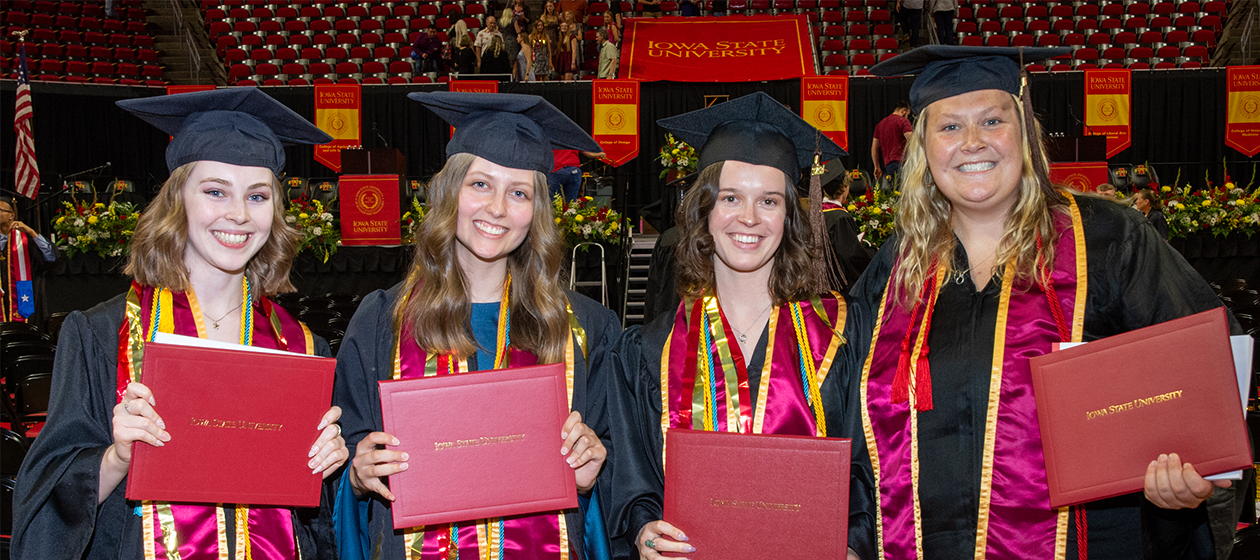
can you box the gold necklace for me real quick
[206,301,243,330]
[729,301,774,344]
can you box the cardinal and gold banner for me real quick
[1049,162,1109,192]
[1226,66,1260,157]
[1084,69,1131,159]
[314,84,361,172]
[447,80,499,136]
[592,80,639,166]
[339,174,400,245]
[620,16,813,82]
[800,76,848,152]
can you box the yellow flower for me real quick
[575,215,585,222]
[846,204,857,212]
[555,217,563,224]
[871,208,882,215]
[94,202,106,209]
[56,216,65,225]
[87,216,99,225]
[1226,182,1236,189]
[608,220,619,231]
[1161,186,1172,192]
[672,148,679,155]
[1201,200,1212,207]
[299,212,310,219]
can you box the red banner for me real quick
[591,80,639,166]
[1049,162,1110,193]
[448,80,499,137]
[1083,69,1131,159]
[1226,66,1260,157]
[314,84,361,172]
[800,76,848,152]
[166,85,216,95]
[620,16,814,82]
[339,174,400,245]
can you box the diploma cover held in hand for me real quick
[126,341,336,507]
[378,362,577,529]
[1030,307,1253,508]
[662,429,850,559]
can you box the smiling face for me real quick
[707,160,788,277]
[454,156,536,272]
[924,89,1025,222]
[182,161,276,281]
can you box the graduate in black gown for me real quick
[332,92,622,560]
[819,164,873,291]
[852,45,1249,559]
[598,92,876,560]
[12,88,347,560]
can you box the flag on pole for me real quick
[14,41,41,199]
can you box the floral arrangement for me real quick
[656,133,698,179]
[52,200,141,258]
[552,194,624,248]
[401,197,427,244]
[848,187,900,248]
[1157,180,1260,239]
[285,199,339,262]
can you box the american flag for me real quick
[13,41,40,199]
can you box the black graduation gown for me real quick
[1147,209,1169,240]
[824,207,873,292]
[642,227,680,327]
[332,284,622,560]
[11,294,338,560]
[596,297,878,560]
[847,195,1249,560]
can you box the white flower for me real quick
[74,218,84,227]
[68,237,79,246]
[311,226,323,235]
[285,215,297,223]
[321,212,333,221]
[582,225,593,236]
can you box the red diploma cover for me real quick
[1030,307,1253,508]
[126,342,336,507]
[662,429,850,559]
[378,362,577,529]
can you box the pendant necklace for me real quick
[207,301,243,330]
[730,301,774,344]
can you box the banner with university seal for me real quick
[800,76,848,152]
[1049,162,1109,192]
[1084,69,1131,159]
[314,84,362,172]
[448,80,499,137]
[592,80,639,166]
[339,174,400,245]
[1226,66,1260,157]
[619,16,814,82]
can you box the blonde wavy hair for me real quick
[124,161,300,298]
[396,153,571,363]
[891,92,1067,308]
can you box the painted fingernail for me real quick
[310,445,319,457]
[561,446,570,455]
[309,458,317,468]
[399,463,409,471]
[401,452,409,461]
[318,420,328,430]
[159,431,171,442]
[156,419,166,429]
[567,458,576,466]
[684,546,696,553]
[392,438,400,446]
[561,431,569,439]
[678,532,688,541]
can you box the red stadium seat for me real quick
[282,62,306,75]
[389,60,412,73]
[276,47,298,60]
[387,76,408,84]
[325,46,349,59]
[961,36,983,47]
[1114,31,1138,46]
[1011,34,1035,47]
[1037,34,1061,47]
[986,35,1009,47]
[1088,32,1111,46]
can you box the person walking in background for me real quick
[929,0,957,45]
[871,100,912,190]
[597,28,618,79]
[473,16,504,72]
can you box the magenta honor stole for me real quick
[860,194,1088,559]
[116,280,315,560]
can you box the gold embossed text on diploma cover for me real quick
[1030,308,1252,508]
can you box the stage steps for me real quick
[622,233,656,328]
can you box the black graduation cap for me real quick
[116,88,333,175]
[869,45,1071,115]
[408,91,601,175]
[656,92,847,184]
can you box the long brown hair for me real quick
[396,153,571,363]
[124,161,300,298]
[891,92,1067,308]
[673,161,814,305]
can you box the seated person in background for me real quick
[12,87,347,560]
[1096,182,1118,198]
[411,27,443,75]
[1133,188,1169,239]
[0,197,57,323]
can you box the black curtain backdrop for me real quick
[2,69,1258,232]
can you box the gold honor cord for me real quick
[788,302,827,436]
[703,295,744,432]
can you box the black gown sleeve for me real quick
[12,298,128,560]
[598,318,671,560]
[826,210,874,292]
[821,299,877,560]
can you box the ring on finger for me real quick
[645,538,656,549]
[334,424,342,437]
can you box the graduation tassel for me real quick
[808,131,846,293]
[892,335,912,404]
